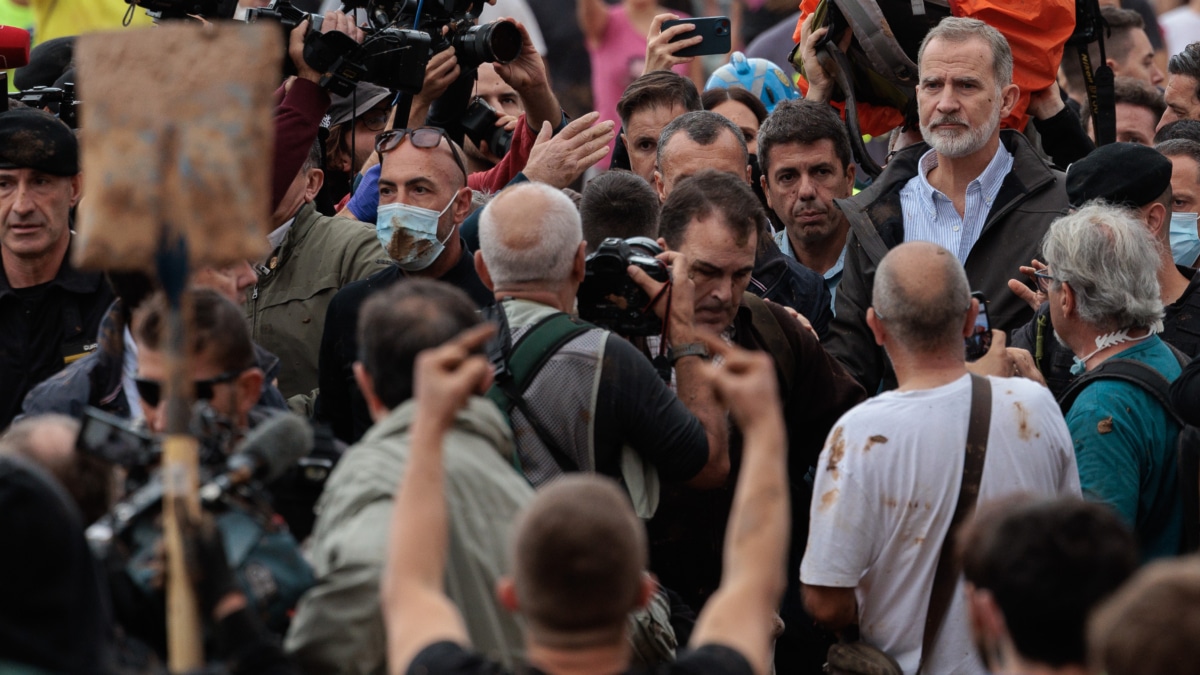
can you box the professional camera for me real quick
[461,97,512,158]
[373,0,522,68]
[12,83,80,128]
[577,237,670,337]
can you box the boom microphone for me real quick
[0,26,30,70]
[200,413,313,502]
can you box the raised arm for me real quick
[380,324,496,674]
[687,335,790,675]
[578,0,610,48]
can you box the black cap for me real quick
[0,108,78,175]
[1066,143,1172,208]
[13,36,74,91]
[326,82,392,128]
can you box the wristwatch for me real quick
[668,342,710,365]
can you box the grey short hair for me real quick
[478,182,582,287]
[1042,202,1163,331]
[657,110,748,172]
[918,17,1014,88]
[872,243,972,354]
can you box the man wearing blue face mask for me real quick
[1009,142,1200,398]
[315,127,494,444]
[1159,139,1200,268]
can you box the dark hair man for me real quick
[1041,203,1185,559]
[133,289,264,436]
[381,328,791,675]
[316,126,492,444]
[616,71,702,182]
[633,170,864,674]
[248,138,380,399]
[656,110,834,339]
[0,107,114,429]
[288,280,534,674]
[475,180,728,493]
[579,171,660,253]
[1089,556,1200,675]
[757,99,856,309]
[1160,41,1200,131]
[802,241,1080,674]
[1063,7,1163,100]
[959,497,1138,674]
[1082,77,1166,146]
[827,17,1069,394]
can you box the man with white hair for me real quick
[1046,203,1186,559]
[475,181,729,494]
[827,17,1069,394]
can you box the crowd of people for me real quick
[4,1,1200,674]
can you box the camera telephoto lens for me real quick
[454,20,521,67]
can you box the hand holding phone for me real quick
[965,291,992,362]
[661,16,732,58]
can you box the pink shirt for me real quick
[588,4,691,166]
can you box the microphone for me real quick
[200,413,313,502]
[0,26,30,70]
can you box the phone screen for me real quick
[965,291,991,361]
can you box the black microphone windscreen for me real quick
[233,413,314,484]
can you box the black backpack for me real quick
[1059,353,1200,553]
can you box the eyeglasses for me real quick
[1034,269,1058,294]
[134,369,244,408]
[374,127,468,180]
[358,108,392,133]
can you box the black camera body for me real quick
[461,97,512,157]
[578,237,669,337]
[14,83,80,128]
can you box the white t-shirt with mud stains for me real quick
[800,373,1080,675]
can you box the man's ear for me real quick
[1145,201,1169,239]
[653,170,667,204]
[998,82,1022,121]
[474,250,495,291]
[452,186,473,224]
[843,162,857,194]
[353,361,385,422]
[760,173,774,210]
[1059,281,1077,319]
[657,236,670,252]
[962,296,981,339]
[866,307,887,347]
[572,241,587,284]
[69,173,83,208]
[743,163,753,187]
[235,367,265,420]
[496,577,519,613]
[304,168,325,201]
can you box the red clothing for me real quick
[271,79,331,211]
[467,114,538,193]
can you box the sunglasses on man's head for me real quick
[134,369,244,408]
[374,126,468,180]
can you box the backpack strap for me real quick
[744,294,796,395]
[917,374,991,673]
[1059,358,1185,427]
[485,311,593,475]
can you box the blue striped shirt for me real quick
[899,144,1014,263]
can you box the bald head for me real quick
[510,474,647,645]
[872,242,971,354]
[478,182,583,288]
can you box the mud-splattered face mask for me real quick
[375,195,456,271]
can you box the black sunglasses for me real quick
[134,369,244,408]
[374,126,468,180]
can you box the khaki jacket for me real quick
[285,396,532,674]
[245,202,382,398]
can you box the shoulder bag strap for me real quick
[917,374,991,673]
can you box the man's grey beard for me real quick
[920,100,1001,159]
